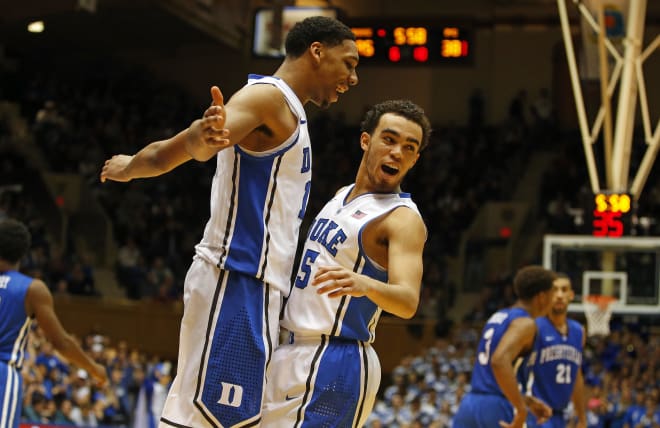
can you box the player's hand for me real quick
[100,154,134,183]
[189,86,231,149]
[312,266,368,298]
[499,409,527,428]
[89,362,109,387]
[525,395,552,424]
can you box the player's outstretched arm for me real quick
[100,86,229,183]
[25,280,108,387]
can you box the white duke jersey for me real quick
[282,185,424,342]
[195,74,312,295]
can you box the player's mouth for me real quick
[381,164,399,176]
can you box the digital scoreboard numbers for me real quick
[350,25,472,64]
[590,193,632,237]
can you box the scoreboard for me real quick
[588,192,633,237]
[349,24,472,65]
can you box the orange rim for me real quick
[585,294,617,310]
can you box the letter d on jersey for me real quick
[217,382,243,407]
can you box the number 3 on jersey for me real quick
[294,249,320,289]
[478,328,495,365]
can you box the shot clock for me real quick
[589,193,633,237]
[350,24,472,64]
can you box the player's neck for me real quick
[273,61,311,105]
[548,313,568,333]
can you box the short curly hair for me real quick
[360,99,432,151]
[0,218,31,264]
[513,265,556,301]
[284,16,355,58]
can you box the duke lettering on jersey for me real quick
[307,218,347,256]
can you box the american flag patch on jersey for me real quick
[352,210,367,219]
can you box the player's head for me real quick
[357,100,431,193]
[285,16,356,58]
[0,218,31,265]
[513,265,556,317]
[285,16,359,108]
[550,273,574,316]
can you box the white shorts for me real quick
[262,334,380,428]
[160,257,282,428]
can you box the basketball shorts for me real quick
[0,361,22,428]
[160,257,281,428]
[453,392,514,428]
[261,334,380,428]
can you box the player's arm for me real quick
[572,325,588,428]
[25,279,108,386]
[313,208,426,319]
[491,317,537,428]
[100,86,228,182]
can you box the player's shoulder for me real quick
[229,83,289,115]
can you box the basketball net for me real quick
[583,295,617,337]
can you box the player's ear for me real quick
[360,132,370,151]
[310,41,323,64]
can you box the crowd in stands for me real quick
[2,51,659,428]
[20,326,172,427]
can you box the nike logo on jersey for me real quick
[285,394,299,401]
[545,336,555,341]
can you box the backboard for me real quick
[542,234,660,314]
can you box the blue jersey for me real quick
[0,270,33,428]
[524,317,583,411]
[470,307,531,396]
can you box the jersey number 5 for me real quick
[294,249,320,289]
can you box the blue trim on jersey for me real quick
[234,131,301,160]
[224,152,273,275]
[340,298,379,341]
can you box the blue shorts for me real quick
[453,392,514,428]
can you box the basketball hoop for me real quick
[584,295,617,337]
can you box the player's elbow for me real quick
[395,298,419,319]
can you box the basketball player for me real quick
[260,99,431,427]
[453,266,556,428]
[522,274,587,428]
[0,219,108,428]
[100,16,359,428]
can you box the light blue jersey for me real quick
[0,270,33,428]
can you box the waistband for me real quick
[286,331,364,345]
